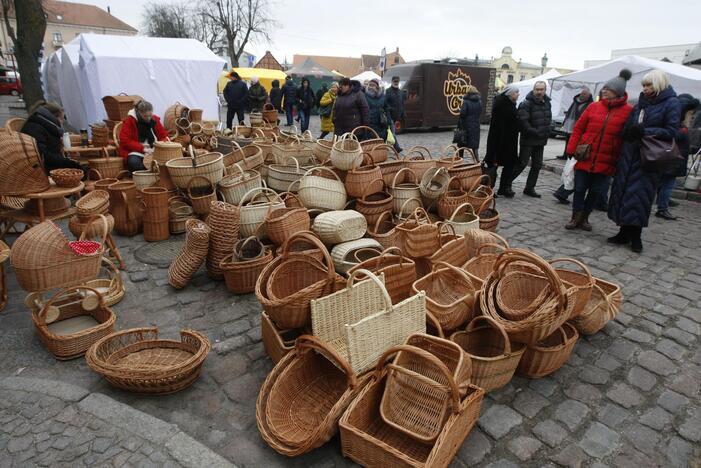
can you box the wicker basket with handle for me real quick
[88,148,124,180]
[311,209,367,245]
[218,166,262,205]
[330,239,382,275]
[102,94,142,121]
[0,131,50,195]
[330,132,363,170]
[265,204,310,247]
[297,166,347,212]
[390,167,421,215]
[186,175,216,216]
[238,187,284,238]
[166,151,225,190]
[345,154,384,198]
[477,197,499,232]
[220,246,273,294]
[517,322,579,378]
[347,247,418,307]
[570,277,621,334]
[404,145,436,181]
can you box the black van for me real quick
[382,63,496,132]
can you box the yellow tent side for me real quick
[218,67,288,94]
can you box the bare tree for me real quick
[142,2,191,38]
[189,11,222,50]
[1,0,46,109]
[199,0,276,67]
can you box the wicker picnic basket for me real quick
[220,246,273,294]
[339,345,484,468]
[379,335,472,442]
[153,141,184,165]
[166,152,224,190]
[238,187,284,238]
[412,262,478,332]
[390,168,422,215]
[186,176,216,216]
[102,94,142,121]
[404,146,436,181]
[50,168,83,188]
[449,315,526,392]
[426,227,469,269]
[32,286,116,360]
[444,202,479,235]
[265,205,310,246]
[218,166,262,205]
[517,322,579,378]
[0,131,50,195]
[11,220,105,292]
[419,167,450,208]
[312,210,367,245]
[477,197,499,232]
[330,133,363,170]
[550,258,594,319]
[205,200,240,279]
[345,156,384,198]
[256,232,344,329]
[313,138,334,163]
[76,190,110,216]
[311,270,426,375]
[297,167,347,211]
[437,178,470,219]
[396,208,442,259]
[570,278,622,335]
[256,335,371,456]
[266,157,308,192]
[88,148,124,180]
[83,258,125,307]
[261,311,305,364]
[330,239,382,275]
[271,135,314,165]
[348,247,418,305]
[86,327,210,394]
[233,144,265,172]
[481,249,575,345]
[168,219,211,289]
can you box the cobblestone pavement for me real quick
[1,115,700,467]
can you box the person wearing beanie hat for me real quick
[603,69,632,98]
[223,70,249,128]
[247,76,267,113]
[364,78,390,141]
[562,68,633,233]
[608,69,681,253]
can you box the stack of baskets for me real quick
[141,187,170,242]
[90,123,110,147]
[205,201,240,279]
[168,219,210,289]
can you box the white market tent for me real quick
[351,70,382,83]
[75,34,226,128]
[42,51,62,106]
[548,55,701,119]
[59,39,91,131]
[514,69,562,106]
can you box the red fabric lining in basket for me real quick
[69,240,101,256]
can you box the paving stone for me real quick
[606,383,644,409]
[669,372,700,398]
[655,338,687,360]
[622,328,653,343]
[512,389,550,419]
[507,435,542,461]
[532,420,567,448]
[478,404,523,439]
[529,378,559,398]
[554,399,590,431]
[579,422,620,458]
[596,402,630,428]
[129,271,149,282]
[657,390,690,414]
[564,382,602,405]
[678,408,701,442]
[593,353,622,372]
[549,444,587,468]
[578,365,610,385]
[623,423,662,456]
[457,428,491,465]
[662,327,695,346]
[483,459,520,468]
[606,340,637,362]
[639,407,673,431]
[665,436,693,468]
[626,366,657,391]
[637,350,678,376]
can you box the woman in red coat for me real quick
[118,100,169,172]
[564,69,633,231]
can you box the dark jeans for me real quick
[127,153,146,172]
[284,102,295,126]
[512,145,544,190]
[657,174,676,211]
[554,184,574,200]
[226,107,245,129]
[572,170,609,214]
[298,108,310,133]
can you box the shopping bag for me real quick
[386,127,396,146]
[562,157,576,190]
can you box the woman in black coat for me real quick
[484,86,520,196]
[21,101,83,174]
[333,78,369,136]
[607,70,681,253]
[454,86,482,158]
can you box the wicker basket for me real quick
[396,208,442,259]
[330,239,382,275]
[166,152,225,190]
[477,197,499,232]
[355,180,394,228]
[330,133,363,170]
[345,156,384,198]
[447,160,482,192]
[297,166,347,212]
[265,205,310,246]
[205,200,241,279]
[404,146,437,181]
[238,187,284,238]
[132,161,160,190]
[86,327,210,394]
[419,167,450,208]
[218,167,262,205]
[0,131,50,195]
[271,135,315,165]
[463,229,509,259]
[311,270,426,375]
[367,211,401,251]
[445,202,479,235]
[312,210,367,245]
[262,103,278,124]
[348,247,417,305]
[32,286,116,360]
[261,311,305,364]
[449,315,526,392]
[102,94,142,121]
[50,168,84,188]
[163,102,190,132]
[11,220,105,292]
[570,278,622,335]
[339,345,484,468]
[76,190,110,216]
[220,247,273,294]
[233,144,265,172]
[390,168,422,215]
[266,157,309,192]
[313,138,334,163]
[412,262,478,333]
[517,322,579,378]
[376,144,405,186]
[426,229,469,270]
[69,213,115,239]
[436,145,463,169]
[256,335,371,456]
[90,124,110,148]
[168,219,211,289]
[350,126,386,163]
[466,174,494,212]
[437,178,470,219]
[88,148,124,180]
[380,336,472,442]
[83,258,125,307]
[152,141,184,165]
[186,175,216,216]
[551,258,594,319]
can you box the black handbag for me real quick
[640,136,683,171]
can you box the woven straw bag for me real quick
[396,208,442,258]
[348,247,417,305]
[238,187,284,238]
[445,202,480,235]
[419,167,451,208]
[311,269,426,375]
[345,155,383,198]
[570,278,621,335]
[187,175,216,216]
[330,239,382,275]
[297,167,347,211]
[404,145,436,181]
[218,166,262,205]
[266,156,309,192]
[220,247,273,294]
[312,210,367,245]
[477,197,499,232]
[265,204,310,247]
[234,144,265,172]
[437,177,470,219]
[390,167,421,215]
[517,322,579,378]
[466,174,494,212]
[550,258,594,319]
[330,133,363,170]
[449,315,526,392]
[165,152,225,190]
[339,345,484,467]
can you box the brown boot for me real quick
[565,212,581,230]
[580,213,592,231]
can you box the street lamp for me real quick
[541,53,548,74]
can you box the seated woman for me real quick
[21,100,84,173]
[119,100,169,172]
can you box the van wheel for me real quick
[10,90,19,96]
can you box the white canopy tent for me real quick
[42,51,62,106]
[548,55,701,119]
[351,70,382,83]
[76,34,226,127]
[58,39,91,131]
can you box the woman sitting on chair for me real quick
[21,100,84,173]
[119,100,169,172]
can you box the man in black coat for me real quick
[385,75,405,152]
[484,86,520,196]
[511,81,552,197]
[269,80,283,112]
[223,72,248,128]
[280,76,298,126]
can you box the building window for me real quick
[501,64,510,70]
[507,74,514,84]
[53,32,63,42]
[520,75,526,81]
[394,56,399,64]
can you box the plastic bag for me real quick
[562,157,576,190]
[386,127,395,145]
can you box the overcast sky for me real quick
[73,0,698,70]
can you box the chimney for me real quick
[395,47,399,54]
[107,6,111,14]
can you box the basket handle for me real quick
[372,210,394,232]
[468,174,491,193]
[347,268,392,310]
[432,261,477,291]
[88,168,103,181]
[295,335,358,387]
[444,176,462,192]
[281,231,334,279]
[406,145,431,160]
[303,166,343,184]
[351,125,380,140]
[373,143,402,161]
[374,344,461,412]
[234,236,262,259]
[79,213,109,247]
[282,156,301,172]
[475,242,507,256]
[41,286,106,321]
[391,167,417,189]
[494,249,567,308]
[238,186,282,208]
[187,175,213,198]
[263,102,275,111]
[424,167,447,186]
[426,311,445,338]
[116,170,131,180]
[100,256,123,292]
[360,178,385,200]
[351,247,382,263]
[397,197,422,219]
[448,202,476,222]
[476,196,496,215]
[462,147,479,163]
[549,257,594,286]
[464,315,512,354]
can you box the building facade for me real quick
[584,43,698,68]
[293,47,405,78]
[0,0,136,63]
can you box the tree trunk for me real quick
[227,34,238,67]
[14,0,47,110]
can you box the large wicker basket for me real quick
[86,327,210,394]
[517,322,579,378]
[570,278,622,335]
[166,152,225,190]
[102,94,142,121]
[0,131,50,195]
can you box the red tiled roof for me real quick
[6,0,137,32]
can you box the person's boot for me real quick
[655,209,677,220]
[607,226,629,245]
[630,226,643,253]
[497,187,515,198]
[523,188,541,198]
[553,191,570,204]
[579,213,592,231]
[565,212,581,230]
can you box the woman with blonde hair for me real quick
[607,69,682,253]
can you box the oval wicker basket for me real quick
[50,168,84,188]
[220,248,274,294]
[330,133,363,170]
[76,190,110,216]
[570,278,621,335]
[517,322,579,378]
[165,152,224,190]
[297,166,347,212]
[238,187,285,238]
[445,202,480,235]
[312,210,367,245]
[218,167,262,205]
[330,238,382,275]
[0,131,50,195]
[390,168,421,215]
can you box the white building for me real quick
[585,43,698,68]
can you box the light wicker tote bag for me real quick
[311,269,426,375]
